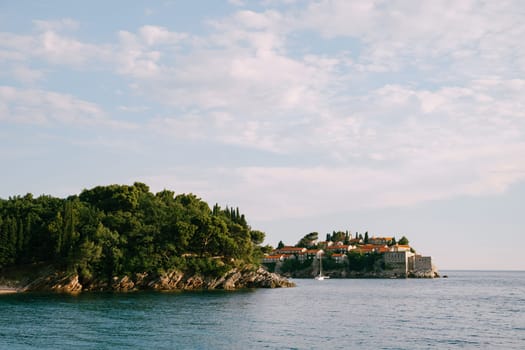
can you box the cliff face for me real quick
[15,265,295,294]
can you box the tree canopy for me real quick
[296,232,318,247]
[0,183,266,280]
[398,236,409,245]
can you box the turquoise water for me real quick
[1,271,524,349]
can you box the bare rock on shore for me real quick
[408,265,440,278]
[24,272,82,294]
[15,265,294,293]
[112,276,135,291]
[237,266,296,289]
[147,266,295,291]
[148,270,184,290]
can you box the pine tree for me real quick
[17,218,24,254]
[7,216,17,264]
[344,231,350,244]
[398,236,409,245]
[212,203,220,216]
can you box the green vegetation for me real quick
[280,258,313,274]
[273,252,385,275]
[296,232,318,248]
[398,236,409,245]
[346,252,384,272]
[0,183,266,282]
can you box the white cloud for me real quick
[231,10,282,30]
[0,32,38,57]
[33,18,80,32]
[228,0,245,7]
[261,0,299,5]
[293,0,525,77]
[138,25,188,46]
[131,7,525,211]
[143,140,525,221]
[10,65,45,84]
[0,29,111,68]
[117,105,149,113]
[114,26,188,78]
[0,86,135,128]
[39,30,111,66]
[142,73,525,219]
[2,2,525,221]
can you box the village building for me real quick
[262,254,296,263]
[368,236,394,245]
[353,244,388,254]
[274,246,307,255]
[331,253,347,264]
[263,237,436,278]
[297,249,324,262]
[348,238,362,245]
[413,255,432,272]
[262,255,284,263]
[326,244,353,254]
[383,250,415,276]
[389,244,411,252]
[317,241,334,249]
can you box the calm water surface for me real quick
[1,271,524,349]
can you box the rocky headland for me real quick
[1,264,295,294]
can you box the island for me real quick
[0,183,293,293]
[263,232,439,279]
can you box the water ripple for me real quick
[0,271,524,349]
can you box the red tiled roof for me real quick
[327,245,350,250]
[277,247,305,251]
[264,255,283,259]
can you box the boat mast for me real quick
[319,252,323,276]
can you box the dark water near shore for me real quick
[1,271,524,349]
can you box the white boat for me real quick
[315,253,329,280]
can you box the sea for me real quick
[0,270,524,349]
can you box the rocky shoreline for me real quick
[1,265,295,294]
[281,266,440,279]
[0,287,17,294]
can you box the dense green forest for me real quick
[0,183,267,281]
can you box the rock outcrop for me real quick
[24,271,83,294]
[12,265,294,294]
[137,266,295,291]
[408,265,440,278]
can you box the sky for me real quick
[1,0,524,270]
